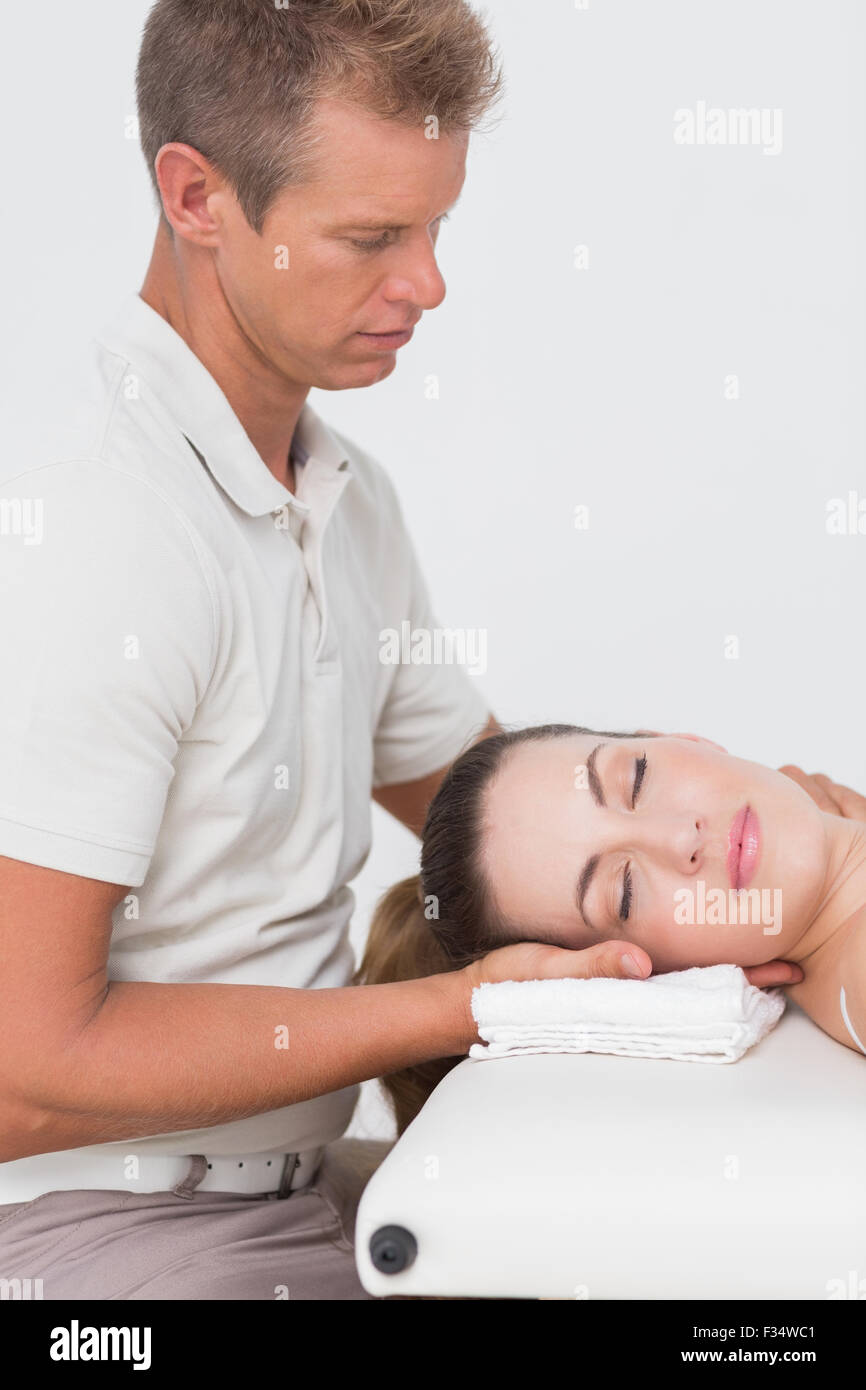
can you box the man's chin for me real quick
[313,356,398,390]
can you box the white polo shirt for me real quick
[0,291,490,1162]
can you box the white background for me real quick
[2,1,863,1138]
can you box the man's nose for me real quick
[383,242,446,312]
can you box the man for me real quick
[0,0,857,1301]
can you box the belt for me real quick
[0,1144,326,1204]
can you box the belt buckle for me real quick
[277,1151,301,1198]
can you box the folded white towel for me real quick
[469,964,786,1064]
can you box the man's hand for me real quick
[462,940,805,995]
[778,765,866,822]
[742,959,803,988]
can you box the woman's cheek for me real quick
[654,922,773,970]
[639,918,719,971]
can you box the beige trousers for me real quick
[0,1138,394,1301]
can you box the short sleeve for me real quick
[370,472,491,789]
[0,460,217,885]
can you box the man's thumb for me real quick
[579,943,652,980]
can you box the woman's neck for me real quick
[789,816,866,969]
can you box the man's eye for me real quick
[631,753,647,808]
[350,213,448,254]
[351,233,393,253]
[619,862,633,921]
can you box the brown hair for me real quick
[353,723,647,1135]
[136,0,505,234]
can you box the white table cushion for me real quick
[355,1001,866,1299]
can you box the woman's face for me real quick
[481,733,833,971]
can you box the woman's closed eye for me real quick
[620,754,648,920]
[631,753,647,808]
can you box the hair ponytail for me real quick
[352,873,468,1136]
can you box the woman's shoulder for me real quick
[783,911,866,1056]
[836,917,866,1055]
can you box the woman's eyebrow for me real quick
[573,742,612,930]
[586,741,608,808]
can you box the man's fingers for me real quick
[577,943,653,980]
[571,946,797,987]
[777,764,839,813]
[743,959,804,988]
[534,941,653,981]
[812,773,866,822]
[474,940,655,990]
[779,764,866,820]
[836,787,866,821]
[811,772,846,812]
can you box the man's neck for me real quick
[139,222,306,490]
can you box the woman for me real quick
[354,725,866,1134]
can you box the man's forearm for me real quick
[2,974,473,1162]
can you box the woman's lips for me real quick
[727,805,761,888]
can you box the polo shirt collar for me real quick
[94,292,351,518]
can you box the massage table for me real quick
[355,1000,865,1299]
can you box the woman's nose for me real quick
[636,815,704,873]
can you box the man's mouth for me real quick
[357,326,415,348]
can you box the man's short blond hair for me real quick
[136,0,504,234]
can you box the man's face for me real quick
[209,96,468,390]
